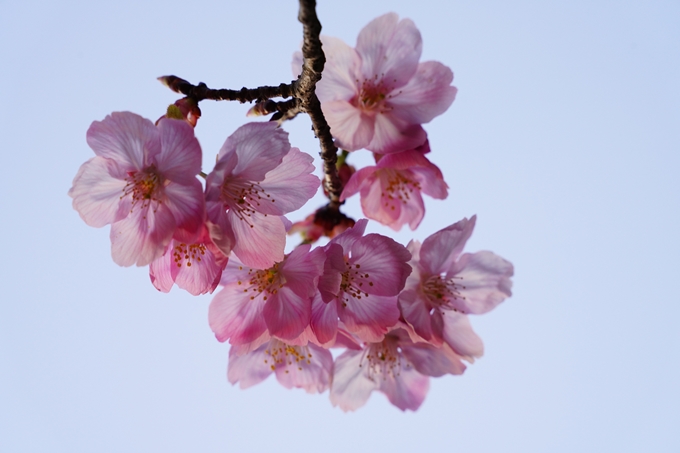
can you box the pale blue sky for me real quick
[1,1,678,452]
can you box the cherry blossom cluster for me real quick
[69,7,513,411]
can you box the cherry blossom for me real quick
[208,244,325,346]
[313,219,412,344]
[69,112,204,266]
[398,216,514,345]
[204,122,319,269]
[341,144,448,230]
[330,325,467,411]
[228,338,333,394]
[149,224,228,296]
[293,13,457,154]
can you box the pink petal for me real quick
[149,243,177,293]
[367,114,427,154]
[155,118,202,185]
[349,233,412,296]
[330,349,379,411]
[419,216,477,275]
[86,112,159,170]
[378,364,429,411]
[316,36,362,103]
[163,179,205,243]
[208,282,267,345]
[257,147,320,215]
[217,122,290,181]
[449,251,514,314]
[340,166,377,201]
[389,61,457,124]
[356,13,422,89]
[109,204,176,267]
[328,218,367,253]
[441,311,484,360]
[401,342,467,377]
[398,287,435,342]
[321,100,374,151]
[318,243,344,303]
[229,210,286,269]
[273,342,333,394]
[310,293,339,346]
[279,245,325,298]
[263,286,311,341]
[338,293,400,342]
[227,343,274,389]
[69,157,127,228]
[172,242,223,296]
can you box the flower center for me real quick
[122,167,163,211]
[355,76,394,113]
[380,169,421,211]
[339,260,374,307]
[173,242,207,268]
[263,340,314,372]
[422,274,467,312]
[236,263,285,302]
[221,178,275,227]
[360,339,405,381]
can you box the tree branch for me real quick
[158,76,295,103]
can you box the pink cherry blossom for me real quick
[293,13,457,154]
[330,325,467,411]
[313,219,412,344]
[149,224,228,296]
[208,244,325,346]
[341,144,448,230]
[69,112,204,266]
[398,216,514,346]
[228,338,333,394]
[204,122,320,269]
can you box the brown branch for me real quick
[158,76,295,103]
[294,0,342,208]
[158,0,343,209]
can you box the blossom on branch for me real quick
[293,13,457,154]
[313,219,412,344]
[149,224,228,296]
[208,244,325,346]
[341,143,448,231]
[69,112,204,266]
[399,216,514,346]
[205,122,320,269]
[330,324,468,411]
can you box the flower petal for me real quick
[441,310,484,360]
[321,100,374,151]
[86,111,159,169]
[229,210,286,269]
[69,157,127,228]
[217,122,290,181]
[316,36,362,103]
[257,147,320,215]
[155,118,202,184]
[378,364,429,411]
[449,250,514,314]
[356,13,422,89]
[367,114,427,154]
[389,61,457,124]
[109,204,176,267]
[208,282,267,345]
[227,343,273,389]
[419,215,476,275]
[330,349,379,411]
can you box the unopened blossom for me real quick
[398,216,514,346]
[289,206,356,244]
[205,122,319,269]
[293,13,457,154]
[149,224,228,296]
[69,112,204,266]
[228,338,333,394]
[341,144,448,230]
[330,325,467,411]
[209,244,325,346]
[313,219,412,344]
